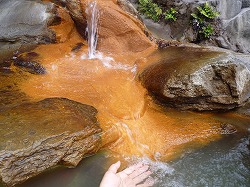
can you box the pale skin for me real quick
[100,161,154,187]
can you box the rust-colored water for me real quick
[19,43,228,162]
[16,8,236,161]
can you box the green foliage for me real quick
[197,2,219,19]
[138,0,163,21]
[191,13,203,23]
[191,2,219,39]
[138,0,177,22]
[164,8,177,21]
[200,24,214,38]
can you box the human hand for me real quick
[100,161,154,187]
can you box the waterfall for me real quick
[86,1,99,59]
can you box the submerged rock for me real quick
[139,47,250,111]
[12,52,46,75]
[0,98,101,186]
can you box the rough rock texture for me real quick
[139,47,250,111]
[0,0,60,64]
[0,98,101,186]
[219,8,250,54]
[0,0,57,44]
[117,0,142,21]
[129,0,250,54]
[97,0,155,53]
[52,0,88,39]
[0,67,31,112]
[51,0,155,53]
[81,0,156,53]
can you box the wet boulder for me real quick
[139,47,250,111]
[0,0,57,44]
[0,0,60,64]
[0,98,101,186]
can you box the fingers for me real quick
[121,162,144,175]
[133,170,152,185]
[129,165,149,179]
[107,161,121,174]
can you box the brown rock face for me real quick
[0,98,101,186]
[95,0,156,53]
[52,0,155,53]
[52,0,88,39]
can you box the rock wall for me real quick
[127,0,250,54]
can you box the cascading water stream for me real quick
[86,1,99,59]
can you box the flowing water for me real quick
[5,43,247,186]
[1,3,249,186]
[86,0,99,59]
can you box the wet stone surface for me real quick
[0,98,102,186]
[12,52,46,74]
[140,47,250,111]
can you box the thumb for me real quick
[107,161,121,174]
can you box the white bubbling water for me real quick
[81,51,137,72]
[86,1,99,59]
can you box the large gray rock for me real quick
[0,98,102,186]
[217,0,242,19]
[139,47,250,111]
[218,8,250,54]
[0,0,57,44]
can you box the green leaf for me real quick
[164,8,177,21]
[200,24,214,38]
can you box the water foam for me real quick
[81,52,137,72]
[86,1,99,59]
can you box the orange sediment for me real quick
[18,2,225,162]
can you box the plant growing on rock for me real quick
[194,2,219,19]
[191,2,219,39]
[138,0,163,21]
[138,0,178,22]
[200,24,214,38]
[164,8,177,21]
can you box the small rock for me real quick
[71,42,85,52]
[220,123,237,134]
[13,52,46,74]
